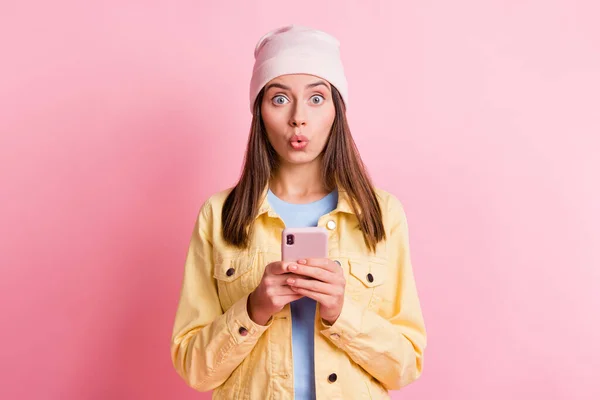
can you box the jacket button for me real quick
[367,273,374,283]
[328,373,337,383]
[226,268,235,277]
[326,220,336,230]
[238,327,248,336]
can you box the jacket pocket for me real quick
[213,250,258,310]
[346,256,388,311]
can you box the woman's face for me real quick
[261,74,336,166]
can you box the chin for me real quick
[283,152,318,165]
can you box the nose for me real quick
[289,103,307,127]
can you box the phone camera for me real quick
[286,234,295,245]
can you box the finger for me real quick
[271,273,307,285]
[299,258,341,273]
[271,284,300,296]
[286,276,338,295]
[268,261,296,275]
[277,294,304,304]
[289,286,331,304]
[264,274,306,292]
[289,263,336,283]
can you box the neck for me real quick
[269,158,328,203]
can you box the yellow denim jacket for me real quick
[170,187,427,399]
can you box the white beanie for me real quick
[249,24,349,113]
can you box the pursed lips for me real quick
[289,134,309,150]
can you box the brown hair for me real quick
[222,85,385,252]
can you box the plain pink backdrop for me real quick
[1,1,599,399]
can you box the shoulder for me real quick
[203,187,234,209]
[373,187,409,229]
[196,186,234,222]
[374,187,406,214]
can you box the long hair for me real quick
[222,85,386,252]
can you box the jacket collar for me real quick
[256,185,354,219]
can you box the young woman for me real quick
[170,25,427,399]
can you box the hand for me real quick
[285,258,346,325]
[247,261,304,325]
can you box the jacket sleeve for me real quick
[319,196,427,390]
[170,201,272,392]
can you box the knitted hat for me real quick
[249,24,348,113]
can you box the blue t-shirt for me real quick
[266,188,338,400]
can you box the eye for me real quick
[310,95,325,105]
[272,95,289,105]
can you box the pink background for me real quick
[1,1,599,399]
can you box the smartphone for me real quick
[281,227,328,262]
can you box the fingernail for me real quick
[287,278,295,284]
[289,264,297,271]
[297,259,307,264]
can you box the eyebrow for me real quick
[264,80,331,92]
